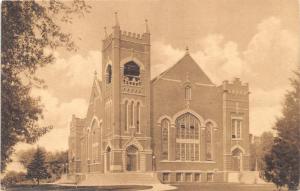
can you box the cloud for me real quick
[150,17,298,136]
[151,41,184,78]
[53,50,102,87]
[36,50,102,101]
[31,88,87,131]
[11,88,87,153]
[194,34,250,84]
[244,17,299,90]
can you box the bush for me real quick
[1,171,27,186]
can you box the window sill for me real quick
[160,160,216,163]
[232,138,242,141]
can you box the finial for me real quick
[104,26,107,38]
[145,19,149,33]
[114,12,119,27]
[185,46,189,55]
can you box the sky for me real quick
[7,0,300,172]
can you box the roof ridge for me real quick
[151,53,214,85]
[151,53,189,83]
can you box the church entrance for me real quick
[105,147,111,173]
[232,148,242,171]
[126,145,138,171]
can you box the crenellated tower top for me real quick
[102,13,150,50]
[222,78,249,97]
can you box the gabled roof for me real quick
[152,53,214,85]
[88,77,102,104]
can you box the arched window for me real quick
[106,65,112,84]
[123,61,141,86]
[87,129,90,161]
[136,102,140,133]
[161,119,169,160]
[129,101,134,127]
[91,121,98,163]
[125,100,128,131]
[205,122,213,161]
[185,86,191,100]
[124,61,140,78]
[105,100,112,130]
[175,113,200,161]
[231,118,242,139]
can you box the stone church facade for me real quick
[68,17,250,183]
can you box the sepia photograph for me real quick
[1,0,300,190]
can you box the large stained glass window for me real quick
[175,113,200,161]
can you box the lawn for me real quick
[5,184,152,191]
[4,183,287,191]
[173,183,286,191]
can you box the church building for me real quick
[68,15,250,184]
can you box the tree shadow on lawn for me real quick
[6,184,152,191]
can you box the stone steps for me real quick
[240,171,267,184]
[228,171,268,184]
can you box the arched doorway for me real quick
[105,147,111,173]
[126,145,138,171]
[232,148,242,171]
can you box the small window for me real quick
[207,173,213,182]
[136,102,140,132]
[232,118,243,139]
[162,173,170,182]
[205,123,213,161]
[176,173,182,182]
[161,119,169,160]
[194,173,200,182]
[185,86,191,100]
[106,65,112,84]
[124,101,128,131]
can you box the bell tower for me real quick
[101,13,152,172]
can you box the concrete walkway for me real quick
[143,184,177,191]
[55,182,177,191]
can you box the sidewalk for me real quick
[143,184,177,191]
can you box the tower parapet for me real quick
[120,30,149,44]
[103,29,150,49]
[222,78,249,97]
[102,16,150,50]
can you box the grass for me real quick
[5,183,288,191]
[5,184,152,191]
[173,183,286,191]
